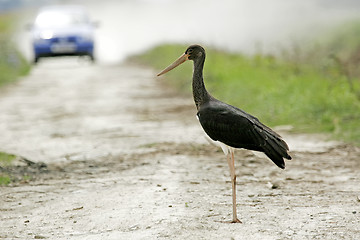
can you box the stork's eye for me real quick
[188,49,193,54]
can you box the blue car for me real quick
[31,6,96,63]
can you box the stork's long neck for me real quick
[192,54,210,110]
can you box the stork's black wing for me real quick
[197,99,291,169]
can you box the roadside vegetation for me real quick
[131,22,360,144]
[0,13,30,87]
[0,13,30,185]
[0,152,16,185]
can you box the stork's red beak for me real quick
[157,53,189,76]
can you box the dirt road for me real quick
[0,59,359,239]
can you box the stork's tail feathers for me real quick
[264,135,292,169]
[254,125,292,169]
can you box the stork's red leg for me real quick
[226,148,242,223]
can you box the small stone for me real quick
[266,182,280,189]
[129,225,139,231]
[34,235,46,239]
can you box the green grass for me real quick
[131,25,360,144]
[0,174,11,185]
[0,152,16,166]
[0,13,30,86]
[0,152,16,185]
[0,13,30,185]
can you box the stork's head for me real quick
[157,45,205,76]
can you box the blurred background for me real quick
[1,0,359,64]
[0,0,359,143]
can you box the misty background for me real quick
[6,0,360,64]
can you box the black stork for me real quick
[157,45,292,223]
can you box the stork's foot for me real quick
[231,218,242,223]
[218,218,242,224]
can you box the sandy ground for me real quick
[0,58,359,240]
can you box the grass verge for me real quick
[0,152,16,185]
[130,23,360,144]
[0,13,30,185]
[0,13,30,87]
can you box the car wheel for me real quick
[34,56,40,64]
[89,54,95,63]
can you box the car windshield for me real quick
[35,10,89,28]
